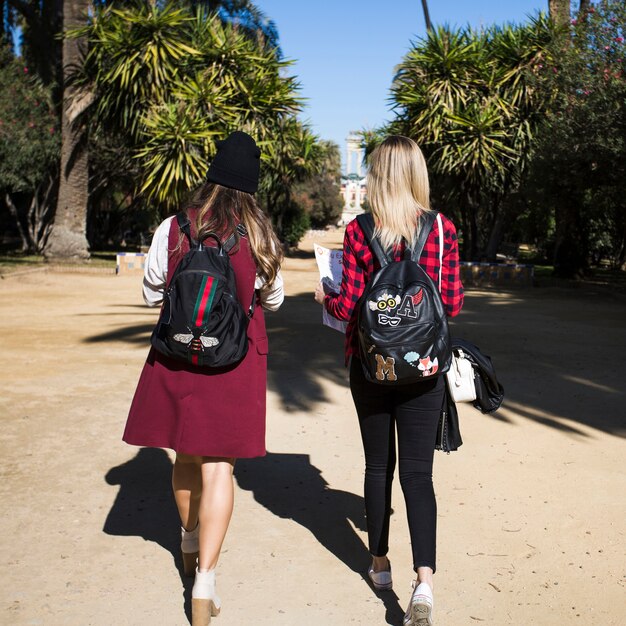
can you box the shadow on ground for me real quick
[85,285,626,436]
[235,451,406,625]
[103,448,406,625]
[265,293,347,412]
[103,448,193,623]
[451,288,626,437]
[84,322,155,344]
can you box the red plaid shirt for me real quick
[324,213,464,364]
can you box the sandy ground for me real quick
[0,228,625,626]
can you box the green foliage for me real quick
[292,140,343,228]
[0,45,59,252]
[526,0,626,274]
[0,47,59,193]
[281,204,311,248]
[257,116,323,239]
[388,17,557,259]
[74,1,308,221]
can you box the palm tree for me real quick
[390,19,555,259]
[420,0,432,32]
[73,1,318,238]
[44,0,90,259]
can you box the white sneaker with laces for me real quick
[403,581,433,626]
[367,562,393,591]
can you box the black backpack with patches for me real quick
[356,212,451,385]
[150,213,254,368]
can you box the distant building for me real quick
[339,133,367,225]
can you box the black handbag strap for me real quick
[356,211,438,265]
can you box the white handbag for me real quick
[446,348,476,403]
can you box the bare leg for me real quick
[172,453,203,530]
[416,566,434,590]
[372,555,390,572]
[197,457,235,571]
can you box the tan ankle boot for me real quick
[192,568,221,626]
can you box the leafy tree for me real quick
[0,46,59,252]
[73,1,321,246]
[258,117,320,238]
[7,0,63,89]
[190,0,280,52]
[530,0,626,275]
[4,0,284,255]
[292,140,343,228]
[389,18,556,260]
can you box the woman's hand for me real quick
[314,280,326,305]
[315,280,326,306]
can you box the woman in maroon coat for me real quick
[123,132,284,626]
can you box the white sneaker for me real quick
[367,562,393,591]
[403,582,433,626]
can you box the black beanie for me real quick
[206,131,261,194]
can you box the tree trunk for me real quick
[549,0,571,26]
[578,0,591,15]
[485,212,506,262]
[421,0,433,33]
[5,193,30,252]
[461,185,481,260]
[45,0,90,260]
[29,176,56,253]
[553,199,587,278]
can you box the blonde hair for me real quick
[182,182,283,286]
[367,135,431,250]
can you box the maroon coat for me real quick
[123,214,268,458]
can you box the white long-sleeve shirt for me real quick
[142,216,284,311]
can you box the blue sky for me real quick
[257,0,547,168]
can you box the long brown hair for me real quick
[181,182,283,285]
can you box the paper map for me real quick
[314,244,347,333]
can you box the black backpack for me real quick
[150,213,254,368]
[356,212,451,385]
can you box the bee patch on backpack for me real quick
[173,332,220,352]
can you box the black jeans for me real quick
[350,357,445,573]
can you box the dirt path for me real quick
[1,229,624,625]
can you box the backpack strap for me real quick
[177,213,255,316]
[409,211,438,263]
[356,213,390,267]
[222,223,255,318]
[178,212,248,253]
[176,211,197,246]
[223,223,248,254]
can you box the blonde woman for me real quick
[124,131,284,626]
[314,135,463,625]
